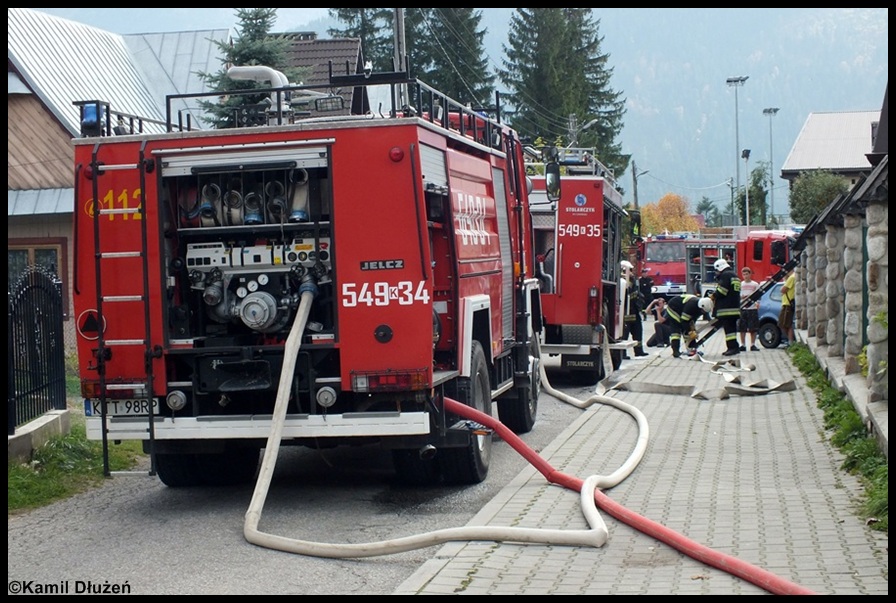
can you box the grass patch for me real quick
[8,406,145,516]
[789,343,888,533]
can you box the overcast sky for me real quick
[29,8,330,34]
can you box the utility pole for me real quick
[632,161,649,209]
[392,9,407,108]
[728,177,735,226]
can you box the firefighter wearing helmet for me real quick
[710,258,742,356]
[666,294,710,358]
[620,260,648,358]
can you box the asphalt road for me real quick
[8,365,594,596]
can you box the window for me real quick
[8,238,68,319]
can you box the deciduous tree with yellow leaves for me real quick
[640,193,700,236]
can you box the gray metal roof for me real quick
[7,8,229,136]
[8,188,73,216]
[780,110,880,174]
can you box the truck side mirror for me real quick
[544,161,561,202]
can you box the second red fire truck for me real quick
[529,148,630,383]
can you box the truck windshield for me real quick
[646,241,686,262]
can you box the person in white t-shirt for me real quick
[738,267,760,351]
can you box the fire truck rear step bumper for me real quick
[541,341,636,356]
[86,412,431,440]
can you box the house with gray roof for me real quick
[8,7,231,353]
[780,109,882,193]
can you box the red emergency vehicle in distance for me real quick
[636,227,798,300]
[636,233,690,300]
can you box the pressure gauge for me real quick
[257,274,269,286]
[236,286,248,299]
[247,280,259,292]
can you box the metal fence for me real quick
[8,265,67,435]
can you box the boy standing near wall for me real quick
[738,267,760,351]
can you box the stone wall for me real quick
[797,173,888,459]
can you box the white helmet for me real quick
[698,297,714,314]
[713,258,730,272]
[620,260,634,271]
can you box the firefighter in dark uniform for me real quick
[666,294,713,358]
[710,258,742,356]
[621,260,648,357]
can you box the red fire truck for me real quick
[636,227,797,300]
[72,67,548,487]
[528,148,629,383]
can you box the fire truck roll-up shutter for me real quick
[419,144,448,189]
[492,167,514,341]
[158,144,330,177]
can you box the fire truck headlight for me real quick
[166,390,188,411]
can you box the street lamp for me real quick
[763,107,779,224]
[726,76,749,200]
[632,160,649,208]
[569,115,598,147]
[742,149,751,227]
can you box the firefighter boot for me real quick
[671,340,681,358]
[634,343,648,357]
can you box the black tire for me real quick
[570,348,608,385]
[155,453,202,488]
[441,341,492,485]
[497,337,540,434]
[195,448,260,486]
[758,321,782,349]
[391,449,441,486]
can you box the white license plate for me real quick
[84,398,160,417]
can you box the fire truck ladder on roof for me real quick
[88,142,159,478]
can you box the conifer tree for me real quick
[404,9,495,108]
[197,8,301,129]
[327,8,394,73]
[499,9,629,178]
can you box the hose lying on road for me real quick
[243,289,608,557]
[242,299,816,595]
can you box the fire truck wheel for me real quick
[497,337,540,434]
[440,341,492,485]
[155,448,260,488]
[391,449,441,486]
[155,453,202,488]
[195,448,261,486]
[571,348,607,386]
